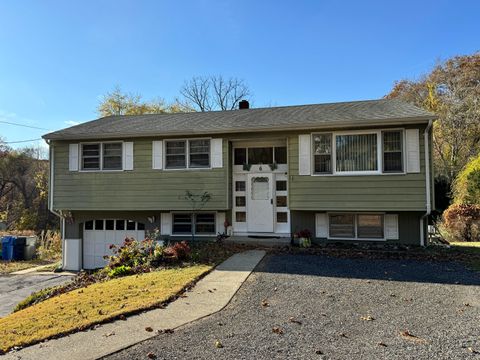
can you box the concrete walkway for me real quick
[4,250,266,360]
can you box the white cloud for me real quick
[64,120,80,126]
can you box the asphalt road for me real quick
[105,254,480,360]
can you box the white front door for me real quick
[247,173,274,232]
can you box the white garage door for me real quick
[83,219,146,269]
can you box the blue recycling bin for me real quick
[1,236,14,261]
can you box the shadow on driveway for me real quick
[254,253,480,286]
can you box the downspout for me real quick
[420,120,433,246]
[46,140,65,267]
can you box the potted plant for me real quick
[295,229,312,248]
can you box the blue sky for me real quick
[0,0,478,149]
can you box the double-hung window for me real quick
[189,140,210,168]
[382,131,403,172]
[165,140,187,169]
[165,139,210,169]
[313,134,332,174]
[312,130,404,175]
[103,143,123,170]
[81,142,123,171]
[82,144,101,170]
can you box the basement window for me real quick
[172,213,216,235]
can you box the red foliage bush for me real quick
[441,204,480,242]
[163,241,191,261]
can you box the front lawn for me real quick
[0,264,211,353]
[449,242,480,270]
[0,259,52,274]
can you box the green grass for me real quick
[0,264,211,353]
[449,242,480,271]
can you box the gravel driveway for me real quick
[0,273,73,317]
[105,254,480,360]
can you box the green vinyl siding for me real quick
[288,125,428,211]
[52,138,228,211]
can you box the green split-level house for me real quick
[43,99,436,270]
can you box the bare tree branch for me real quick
[180,75,252,111]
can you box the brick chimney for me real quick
[238,100,249,109]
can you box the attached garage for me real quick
[83,219,145,269]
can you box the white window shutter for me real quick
[123,142,134,170]
[152,140,163,169]
[211,138,223,168]
[385,214,399,240]
[298,134,311,175]
[69,144,79,171]
[315,213,328,238]
[216,212,225,234]
[406,129,420,173]
[160,213,172,235]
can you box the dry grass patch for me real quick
[0,264,211,353]
[0,259,51,274]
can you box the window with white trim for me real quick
[81,142,123,171]
[313,134,332,174]
[312,130,405,175]
[165,139,211,169]
[103,143,123,170]
[189,139,210,168]
[172,213,216,235]
[328,213,384,239]
[81,144,101,170]
[382,130,403,173]
[336,133,377,172]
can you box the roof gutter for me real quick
[420,119,433,247]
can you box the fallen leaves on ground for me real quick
[468,347,479,354]
[289,317,302,325]
[360,315,375,321]
[261,299,269,307]
[400,330,427,344]
[147,352,157,359]
[215,340,223,348]
[272,326,284,335]
[145,327,153,332]
[377,342,387,347]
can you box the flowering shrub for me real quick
[105,238,191,277]
[438,204,480,242]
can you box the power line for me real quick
[4,138,43,144]
[0,120,51,131]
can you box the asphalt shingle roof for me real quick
[43,99,435,140]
